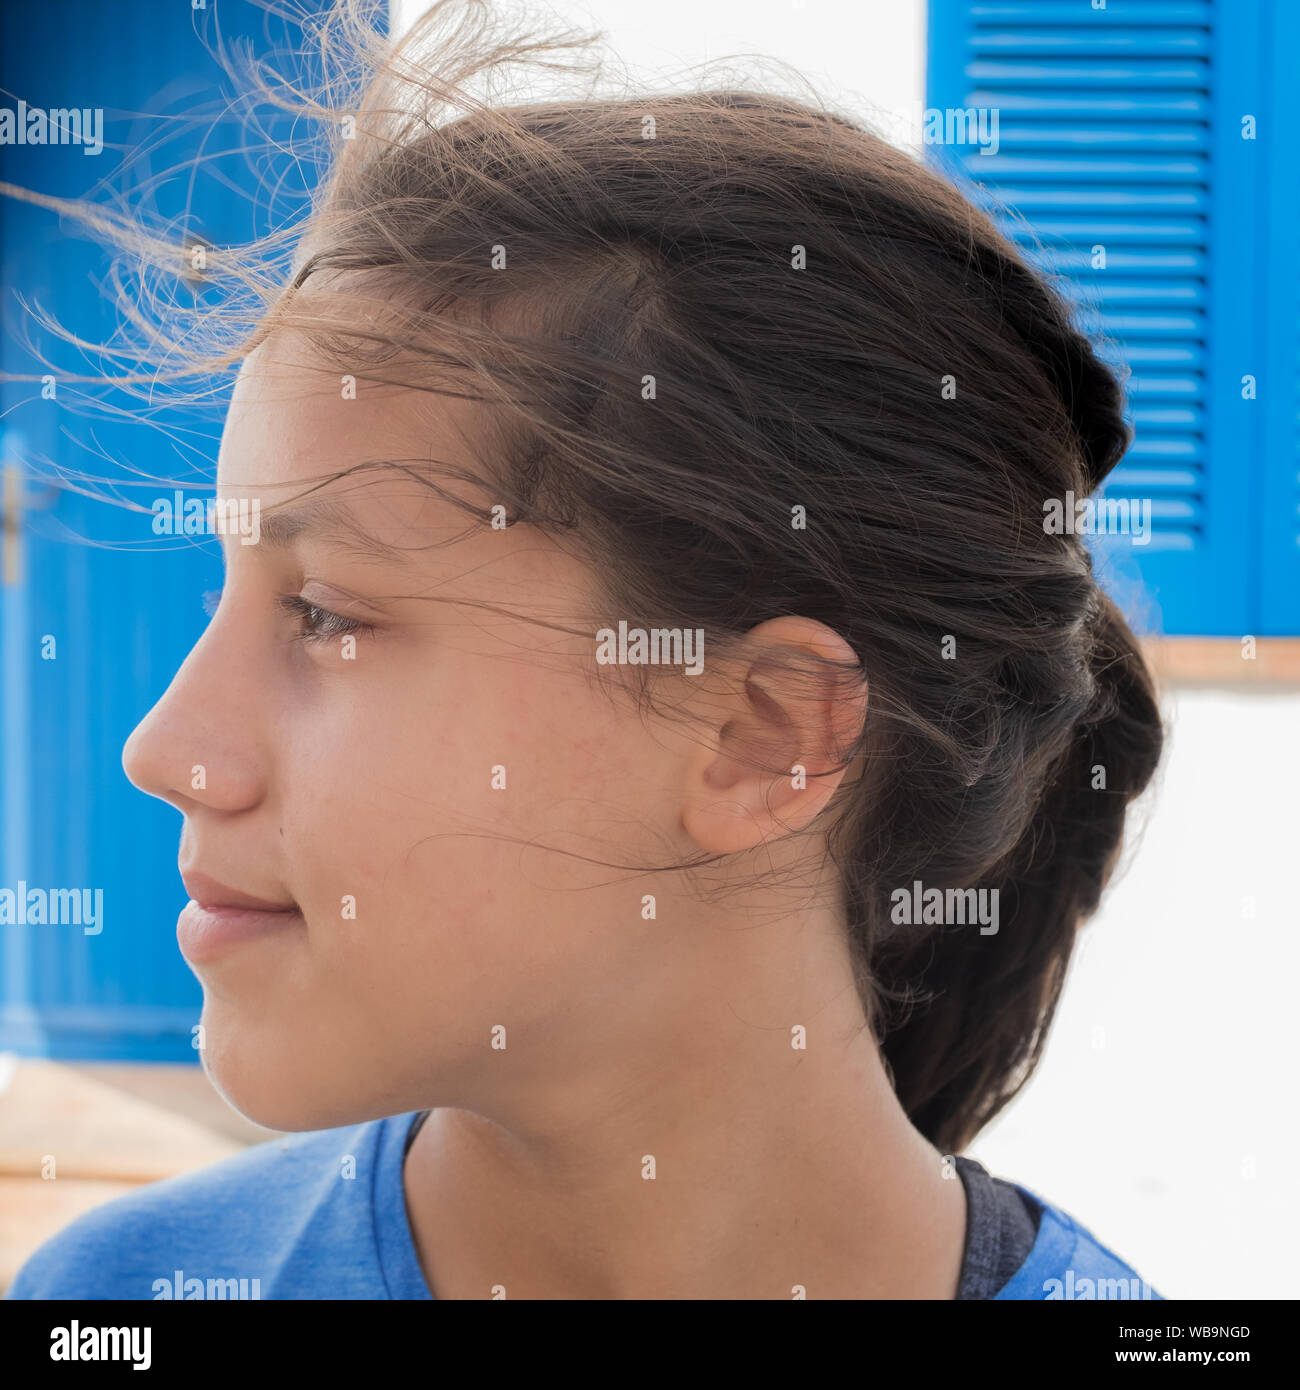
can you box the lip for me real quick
[180,871,298,913]
[177,871,303,964]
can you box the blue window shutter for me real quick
[1259,0,1300,634]
[926,0,1265,636]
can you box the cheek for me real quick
[297,654,654,977]
[490,659,668,869]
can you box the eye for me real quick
[276,593,372,644]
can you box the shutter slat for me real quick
[997,216,1203,242]
[967,59,1208,85]
[1034,251,1203,276]
[989,188,1207,210]
[987,125,1206,149]
[968,2,1213,21]
[975,154,1206,179]
[968,91,1209,117]
[1057,281,1203,305]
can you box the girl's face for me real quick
[122,335,719,1132]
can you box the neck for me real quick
[402,913,967,1300]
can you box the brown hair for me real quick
[6,0,1164,1153]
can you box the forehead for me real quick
[218,332,492,551]
[213,331,597,616]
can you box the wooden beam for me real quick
[1140,638,1300,687]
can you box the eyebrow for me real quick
[247,495,412,564]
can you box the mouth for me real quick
[177,870,304,964]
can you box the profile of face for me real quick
[122,331,862,1134]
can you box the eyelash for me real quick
[200,588,372,644]
[277,594,371,644]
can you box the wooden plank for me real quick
[68,1063,283,1146]
[0,1057,247,1183]
[1141,638,1300,687]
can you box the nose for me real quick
[122,606,268,817]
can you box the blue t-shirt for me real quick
[6,1110,1162,1300]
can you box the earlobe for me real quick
[679,617,867,856]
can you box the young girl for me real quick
[8,0,1165,1300]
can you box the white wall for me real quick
[395,0,929,148]
[972,686,1300,1300]
[391,0,1295,1300]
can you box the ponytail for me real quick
[864,261,1165,1153]
[873,592,1163,1153]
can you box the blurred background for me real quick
[1,0,1296,1298]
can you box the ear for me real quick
[680,616,867,856]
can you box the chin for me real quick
[196,1012,362,1135]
